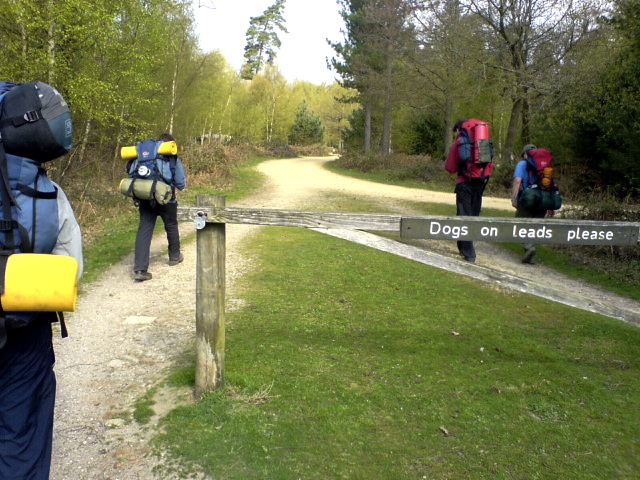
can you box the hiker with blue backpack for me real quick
[0,81,83,479]
[445,119,494,263]
[123,133,186,282]
[512,144,562,264]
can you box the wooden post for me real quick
[195,194,226,397]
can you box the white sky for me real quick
[192,0,346,84]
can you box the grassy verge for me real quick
[324,158,453,193]
[154,224,640,479]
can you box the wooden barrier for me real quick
[181,197,640,394]
[178,205,640,246]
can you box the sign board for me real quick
[400,217,640,246]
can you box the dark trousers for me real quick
[455,181,485,261]
[0,320,55,480]
[134,200,181,272]
[516,205,547,251]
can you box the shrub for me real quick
[290,143,331,157]
[260,140,297,159]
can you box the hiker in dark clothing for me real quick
[130,133,187,282]
[444,120,489,262]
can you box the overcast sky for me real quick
[193,0,346,84]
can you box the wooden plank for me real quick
[195,194,226,396]
[178,206,400,231]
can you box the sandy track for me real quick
[51,157,639,479]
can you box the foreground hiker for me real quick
[511,144,562,264]
[445,119,494,262]
[123,133,186,282]
[0,81,83,480]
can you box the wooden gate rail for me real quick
[178,205,640,246]
[179,195,640,396]
[178,205,401,231]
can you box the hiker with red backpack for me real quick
[445,119,494,262]
[511,144,562,264]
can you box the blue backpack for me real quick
[124,139,177,205]
[0,81,71,345]
[127,139,176,182]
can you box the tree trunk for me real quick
[167,58,179,134]
[47,26,55,84]
[444,95,454,157]
[520,91,531,145]
[502,96,522,164]
[364,99,372,154]
[112,103,126,181]
[218,88,233,135]
[381,47,393,156]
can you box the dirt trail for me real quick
[51,156,640,479]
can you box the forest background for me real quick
[0,0,638,243]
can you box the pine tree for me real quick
[288,100,324,145]
[241,0,288,80]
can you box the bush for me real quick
[259,140,297,159]
[335,152,453,188]
[290,143,331,157]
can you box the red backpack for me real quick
[519,148,563,210]
[525,148,555,190]
[458,119,494,180]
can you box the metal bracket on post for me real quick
[194,210,207,230]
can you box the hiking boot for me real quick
[460,253,475,263]
[522,247,537,264]
[168,253,184,266]
[134,270,152,282]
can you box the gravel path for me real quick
[51,156,640,479]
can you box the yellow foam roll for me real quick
[120,145,138,160]
[158,141,178,156]
[120,141,178,160]
[1,254,79,312]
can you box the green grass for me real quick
[324,158,453,193]
[153,226,640,480]
[133,388,157,424]
[80,212,140,284]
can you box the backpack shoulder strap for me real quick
[457,130,471,171]
[169,156,177,179]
